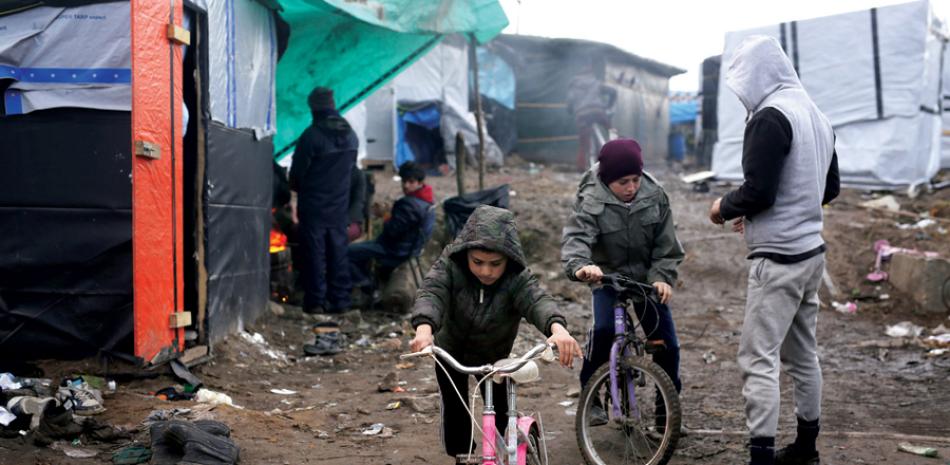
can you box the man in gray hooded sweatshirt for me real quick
[708,36,839,465]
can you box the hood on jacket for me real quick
[444,205,527,276]
[408,184,435,204]
[725,35,802,113]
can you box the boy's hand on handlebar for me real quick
[410,324,434,353]
[653,282,672,304]
[575,265,603,283]
[547,323,583,369]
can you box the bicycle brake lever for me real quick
[399,345,433,359]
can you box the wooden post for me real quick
[455,132,467,196]
[469,34,486,190]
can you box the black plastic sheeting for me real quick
[204,122,271,342]
[0,109,133,360]
[442,184,510,239]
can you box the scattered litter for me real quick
[112,444,152,464]
[927,348,948,356]
[860,195,900,212]
[395,362,415,370]
[831,301,858,314]
[681,170,716,184]
[558,400,573,407]
[239,331,289,362]
[0,373,22,390]
[154,386,194,401]
[924,333,950,348]
[355,335,372,347]
[386,401,401,410]
[879,294,890,300]
[564,408,577,417]
[897,442,939,458]
[50,441,98,458]
[194,389,239,408]
[379,426,395,438]
[270,389,297,395]
[566,387,581,398]
[361,423,385,435]
[885,321,925,338]
[0,407,15,426]
[377,372,400,393]
[897,219,936,230]
[702,350,718,364]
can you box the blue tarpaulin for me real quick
[670,100,698,124]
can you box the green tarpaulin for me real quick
[275,0,508,157]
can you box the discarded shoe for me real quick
[56,380,105,416]
[303,333,343,356]
[6,396,57,429]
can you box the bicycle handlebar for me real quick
[401,343,555,376]
[599,274,656,294]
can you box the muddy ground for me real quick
[2,162,949,465]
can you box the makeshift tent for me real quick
[273,0,508,160]
[0,0,281,362]
[494,34,684,165]
[281,37,510,171]
[0,0,507,363]
[712,0,945,188]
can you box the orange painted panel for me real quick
[131,0,184,362]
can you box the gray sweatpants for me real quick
[738,253,824,439]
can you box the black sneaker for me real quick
[775,444,819,465]
[587,402,609,427]
[303,305,326,315]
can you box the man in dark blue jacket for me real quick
[290,87,357,314]
[348,162,435,300]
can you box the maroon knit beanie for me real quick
[597,139,643,185]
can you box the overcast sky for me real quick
[498,0,949,92]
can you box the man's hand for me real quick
[709,197,725,225]
[732,217,745,234]
[574,265,604,283]
[546,323,583,368]
[653,281,673,304]
[410,324,434,353]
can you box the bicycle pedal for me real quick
[644,341,667,354]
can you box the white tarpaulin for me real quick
[713,0,944,188]
[0,2,130,115]
[384,38,503,166]
[207,0,277,135]
[942,42,950,168]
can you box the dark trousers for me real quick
[299,222,350,311]
[435,363,508,457]
[580,287,682,394]
[347,240,409,290]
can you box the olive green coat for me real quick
[561,165,684,287]
[411,205,566,366]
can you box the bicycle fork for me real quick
[608,306,640,422]
[479,380,519,465]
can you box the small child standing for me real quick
[410,205,582,462]
[561,138,685,428]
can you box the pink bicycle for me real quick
[402,343,553,465]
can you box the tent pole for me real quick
[469,34,486,190]
[455,132,467,196]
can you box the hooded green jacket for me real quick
[561,165,684,289]
[411,206,567,366]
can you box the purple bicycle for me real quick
[575,274,681,465]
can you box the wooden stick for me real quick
[469,33,486,190]
[455,132,466,196]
